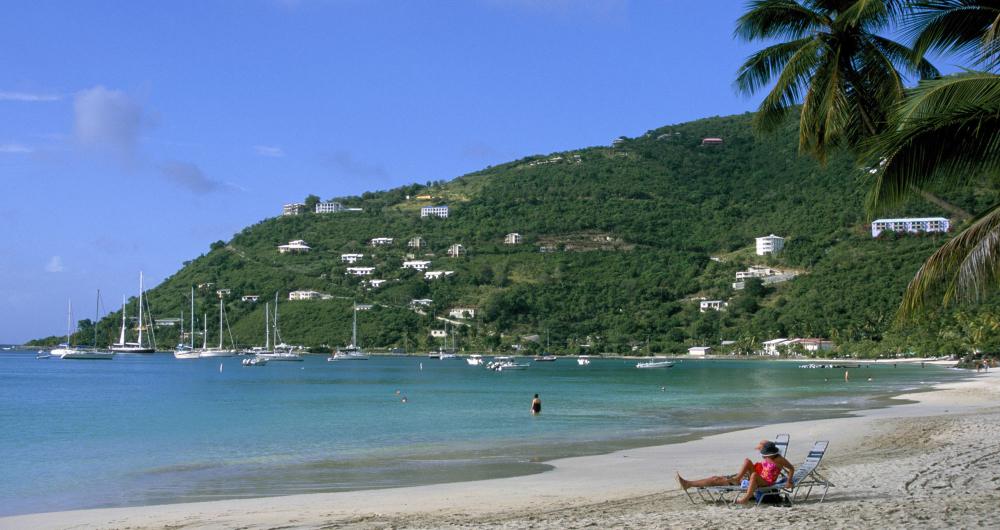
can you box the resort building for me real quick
[699,300,727,312]
[289,290,324,301]
[755,234,785,256]
[424,270,455,280]
[871,217,949,237]
[408,237,427,249]
[447,244,465,257]
[345,267,375,276]
[278,240,311,254]
[701,137,724,146]
[340,253,365,263]
[370,237,394,247]
[448,308,476,319]
[421,205,449,219]
[241,295,260,302]
[688,346,711,356]
[402,260,432,271]
[504,233,523,245]
[761,338,789,356]
[315,201,344,213]
[282,203,306,216]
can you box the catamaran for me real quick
[328,304,369,361]
[174,287,200,359]
[111,272,156,354]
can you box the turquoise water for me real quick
[0,351,968,516]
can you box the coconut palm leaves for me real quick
[735,0,938,162]
[904,0,1000,69]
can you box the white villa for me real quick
[345,267,376,276]
[278,240,311,254]
[315,201,343,213]
[761,338,788,356]
[421,205,449,219]
[355,304,373,311]
[216,288,231,297]
[408,237,426,249]
[447,244,465,257]
[699,300,727,312]
[755,234,785,256]
[424,270,455,280]
[402,260,432,271]
[735,266,778,280]
[871,217,949,237]
[282,203,305,216]
[367,279,387,288]
[241,295,260,303]
[289,290,327,301]
[448,308,476,319]
[761,337,834,355]
[340,253,365,263]
[430,329,448,338]
[688,346,711,356]
[411,298,433,307]
[370,237,394,247]
[504,232,523,245]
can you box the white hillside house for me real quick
[755,234,785,256]
[448,308,476,319]
[340,253,364,263]
[871,217,949,237]
[421,205,449,218]
[402,260,432,271]
[282,203,305,216]
[699,300,727,312]
[370,237,394,247]
[241,295,260,302]
[278,240,311,254]
[346,267,375,276]
[447,244,465,257]
[315,201,343,213]
[424,270,455,280]
[289,290,326,301]
[408,237,427,249]
[504,232,523,245]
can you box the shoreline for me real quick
[4,368,998,529]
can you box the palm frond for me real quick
[866,34,941,80]
[906,0,1000,67]
[899,202,1000,319]
[735,37,817,95]
[839,0,909,31]
[752,38,826,134]
[735,0,827,41]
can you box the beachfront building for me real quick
[370,237,394,247]
[278,240,311,254]
[701,137,724,146]
[688,346,711,356]
[241,295,260,303]
[315,201,344,213]
[282,203,306,216]
[448,308,476,319]
[340,253,365,263]
[447,244,465,257]
[699,300,727,312]
[289,290,324,301]
[504,232,522,245]
[761,338,791,356]
[871,217,950,238]
[345,267,375,276]
[755,234,785,256]
[408,237,427,249]
[402,260,431,271]
[421,205,449,219]
[424,270,455,280]
[795,338,835,353]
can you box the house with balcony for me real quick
[410,298,433,307]
[278,240,311,254]
[346,267,376,276]
[699,300,727,312]
[282,203,306,216]
[424,270,455,280]
[340,253,365,263]
[367,279,387,288]
[408,237,426,249]
[402,260,432,271]
[448,308,476,319]
[504,232,522,245]
[315,201,344,213]
[447,244,465,257]
[289,290,324,301]
[421,205,449,219]
[871,217,949,237]
[370,237,394,247]
[755,234,785,256]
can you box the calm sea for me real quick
[0,350,968,516]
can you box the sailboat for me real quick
[198,295,238,357]
[256,295,303,361]
[174,287,200,359]
[111,272,156,353]
[61,290,114,360]
[328,303,369,361]
[50,299,83,357]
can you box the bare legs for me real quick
[737,473,768,504]
[677,459,754,490]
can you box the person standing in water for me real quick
[531,394,542,415]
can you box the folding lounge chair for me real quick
[684,434,790,504]
[749,440,833,506]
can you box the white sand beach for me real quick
[4,369,999,529]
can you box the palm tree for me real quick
[735,0,938,163]
[866,1,1000,317]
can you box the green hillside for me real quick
[35,112,1000,356]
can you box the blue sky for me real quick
[0,1,952,343]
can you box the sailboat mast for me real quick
[95,290,100,348]
[202,313,207,349]
[218,297,224,349]
[265,302,270,351]
[190,287,195,348]
[66,299,72,345]
[118,295,127,346]
[137,272,145,347]
[273,292,280,346]
[352,304,358,348]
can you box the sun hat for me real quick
[760,441,781,457]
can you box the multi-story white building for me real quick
[289,290,323,301]
[871,217,949,237]
[315,201,343,213]
[447,244,465,257]
[504,233,522,245]
[340,253,365,263]
[345,267,375,276]
[421,205,449,219]
[402,260,432,271]
[282,203,305,216]
[370,237,394,247]
[408,237,426,249]
[761,338,789,356]
[755,234,785,256]
[278,240,311,254]
[424,270,455,280]
[699,300,727,312]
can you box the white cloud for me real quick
[74,86,149,160]
[0,91,62,102]
[160,161,239,194]
[254,145,285,157]
[45,256,65,273]
[0,143,32,154]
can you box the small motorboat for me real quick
[533,354,557,362]
[636,359,675,369]
[577,356,591,366]
[242,356,268,366]
[466,354,484,366]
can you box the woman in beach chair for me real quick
[677,440,795,504]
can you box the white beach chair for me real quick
[749,440,833,506]
[684,434,790,504]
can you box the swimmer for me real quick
[401,396,408,403]
[867,377,873,382]
[531,393,542,415]
[395,389,401,395]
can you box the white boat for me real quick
[198,297,238,357]
[438,351,457,360]
[466,354,483,366]
[51,299,87,357]
[328,304,369,361]
[36,351,51,359]
[636,359,675,369]
[111,272,156,354]
[255,297,303,361]
[242,356,268,366]
[61,291,114,360]
[534,354,557,362]
[174,287,200,359]
[486,356,530,371]
[577,356,591,366]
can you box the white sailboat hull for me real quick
[60,350,114,360]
